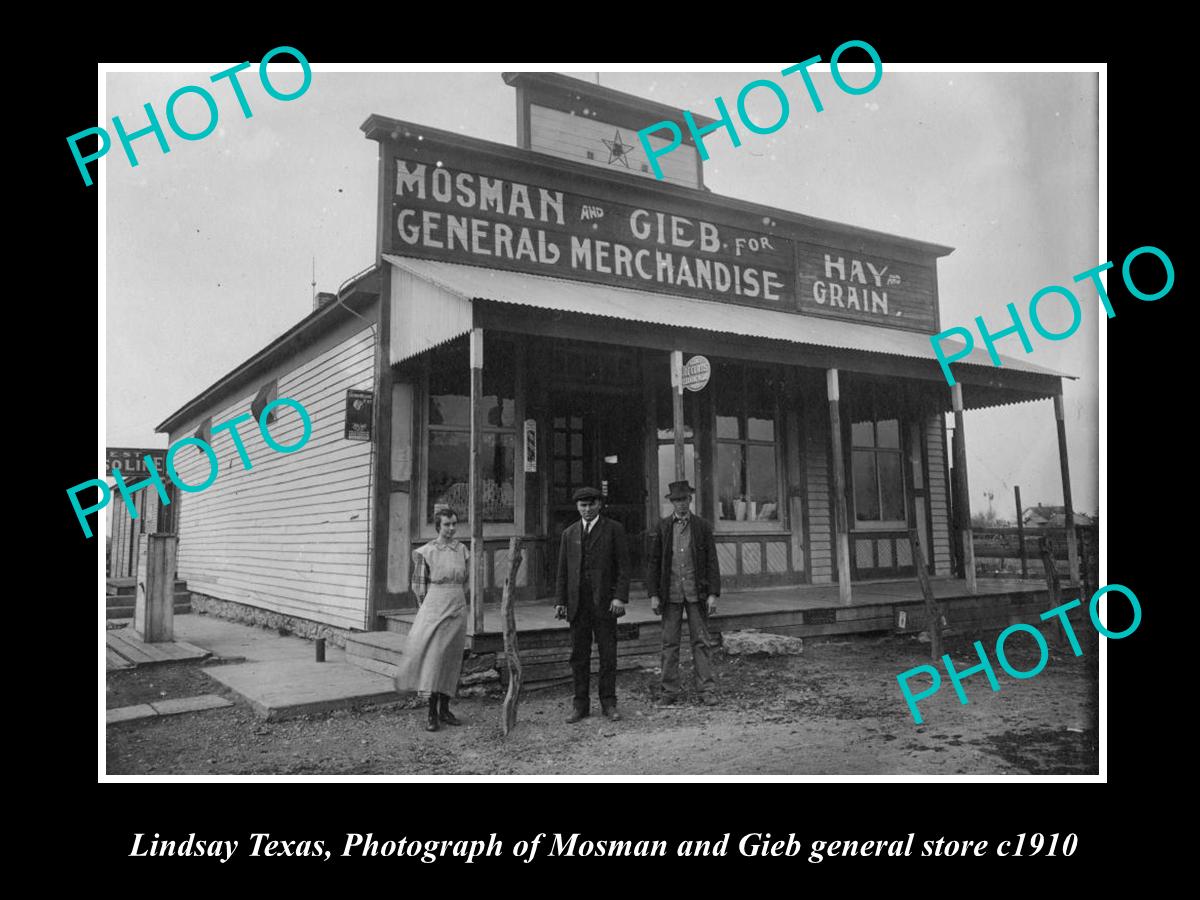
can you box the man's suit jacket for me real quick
[555,515,631,622]
[646,513,721,600]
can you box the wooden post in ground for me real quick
[1014,485,1027,579]
[468,328,486,637]
[909,529,944,661]
[135,533,178,643]
[1053,392,1080,587]
[826,369,852,605]
[500,537,525,736]
[950,382,977,593]
[1037,534,1067,652]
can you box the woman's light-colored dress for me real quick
[393,540,469,696]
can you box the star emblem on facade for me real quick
[601,129,633,167]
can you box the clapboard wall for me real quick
[925,416,953,575]
[169,320,378,631]
[804,399,834,583]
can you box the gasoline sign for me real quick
[682,355,711,392]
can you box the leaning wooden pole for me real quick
[500,537,525,737]
[909,529,944,661]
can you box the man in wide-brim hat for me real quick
[554,485,631,723]
[647,480,721,705]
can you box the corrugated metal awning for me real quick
[384,255,1070,380]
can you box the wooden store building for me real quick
[156,72,1076,648]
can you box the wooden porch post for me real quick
[826,368,852,604]
[670,350,685,481]
[950,382,977,593]
[469,328,486,636]
[1053,392,1079,586]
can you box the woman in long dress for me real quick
[393,506,469,732]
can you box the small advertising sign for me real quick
[345,390,374,441]
[682,355,711,392]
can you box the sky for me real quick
[104,65,1100,519]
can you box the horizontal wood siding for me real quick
[173,329,377,630]
[926,416,952,575]
[529,104,699,188]
[805,403,833,583]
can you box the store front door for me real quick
[548,389,647,583]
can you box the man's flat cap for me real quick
[572,486,603,502]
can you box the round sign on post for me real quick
[682,355,711,392]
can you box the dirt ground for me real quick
[105,626,1099,776]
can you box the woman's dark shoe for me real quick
[426,695,440,732]
[438,693,461,726]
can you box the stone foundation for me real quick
[188,592,353,648]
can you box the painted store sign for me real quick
[383,146,938,333]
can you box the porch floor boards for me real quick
[381,577,1060,644]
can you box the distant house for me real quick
[1023,505,1094,528]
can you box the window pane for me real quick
[909,423,924,489]
[429,431,514,523]
[716,443,744,521]
[482,432,515,522]
[570,433,583,456]
[879,452,905,521]
[428,340,470,427]
[851,420,874,447]
[716,415,740,439]
[553,432,566,455]
[747,415,775,442]
[428,431,470,521]
[746,444,779,520]
[656,383,693,437]
[658,443,695,518]
[482,339,515,427]
[877,418,900,448]
[744,370,775,421]
[853,450,880,521]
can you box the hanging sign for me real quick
[345,389,374,441]
[524,418,537,473]
[682,355,711,392]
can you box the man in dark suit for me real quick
[647,480,721,705]
[555,486,631,723]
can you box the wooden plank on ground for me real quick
[106,648,133,670]
[106,631,158,664]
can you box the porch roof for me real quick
[384,255,1071,400]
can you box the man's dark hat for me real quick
[665,480,696,500]
[572,486,603,502]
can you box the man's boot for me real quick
[438,692,461,726]
[426,693,440,732]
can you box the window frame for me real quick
[711,362,786,533]
[418,335,520,538]
[847,382,908,532]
